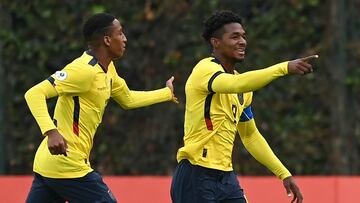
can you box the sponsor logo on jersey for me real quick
[55,71,67,81]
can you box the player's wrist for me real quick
[44,128,59,137]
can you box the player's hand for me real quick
[46,129,68,156]
[166,76,179,104]
[288,55,319,75]
[283,176,303,203]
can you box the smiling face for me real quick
[104,19,127,59]
[211,23,247,63]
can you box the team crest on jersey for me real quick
[55,71,67,81]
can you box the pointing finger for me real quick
[300,54,319,62]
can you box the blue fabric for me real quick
[26,172,117,203]
[240,106,254,122]
[171,160,247,203]
[47,76,55,85]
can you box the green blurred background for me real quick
[0,0,359,176]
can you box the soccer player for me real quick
[24,13,178,203]
[171,11,317,203]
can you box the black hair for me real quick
[202,11,243,43]
[82,13,116,44]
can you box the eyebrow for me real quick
[230,31,245,35]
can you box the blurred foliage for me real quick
[0,0,359,175]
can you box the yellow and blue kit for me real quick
[25,51,172,178]
[176,57,292,179]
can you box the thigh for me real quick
[219,173,247,203]
[171,160,196,203]
[45,171,117,203]
[194,167,218,203]
[26,173,65,203]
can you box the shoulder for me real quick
[73,52,98,69]
[194,57,223,72]
[190,57,224,81]
[63,52,97,76]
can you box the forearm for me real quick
[212,62,288,93]
[238,119,291,180]
[113,87,172,109]
[24,80,58,135]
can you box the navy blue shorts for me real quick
[171,160,248,203]
[26,171,117,203]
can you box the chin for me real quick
[235,57,245,63]
[115,52,124,59]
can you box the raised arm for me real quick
[211,55,318,94]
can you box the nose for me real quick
[123,34,127,43]
[239,37,246,46]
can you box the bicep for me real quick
[237,106,256,141]
[25,79,59,100]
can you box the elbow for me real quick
[120,102,135,110]
[24,88,33,103]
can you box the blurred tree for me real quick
[0,0,359,175]
[0,2,7,174]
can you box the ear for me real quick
[104,36,111,47]
[210,37,220,49]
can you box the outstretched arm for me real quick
[238,117,303,203]
[111,76,178,109]
[211,55,318,94]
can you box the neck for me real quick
[88,48,111,72]
[212,52,235,74]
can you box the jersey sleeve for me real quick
[48,64,95,95]
[237,119,292,180]
[110,72,172,109]
[190,61,225,93]
[210,62,288,94]
[237,92,254,122]
[24,80,59,135]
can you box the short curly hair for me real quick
[83,13,116,43]
[202,11,243,43]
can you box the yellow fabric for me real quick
[24,80,58,134]
[176,57,289,174]
[24,51,172,178]
[212,61,288,93]
[237,119,292,180]
[111,75,172,109]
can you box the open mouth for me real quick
[236,49,245,55]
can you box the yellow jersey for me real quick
[25,51,172,178]
[177,57,292,180]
